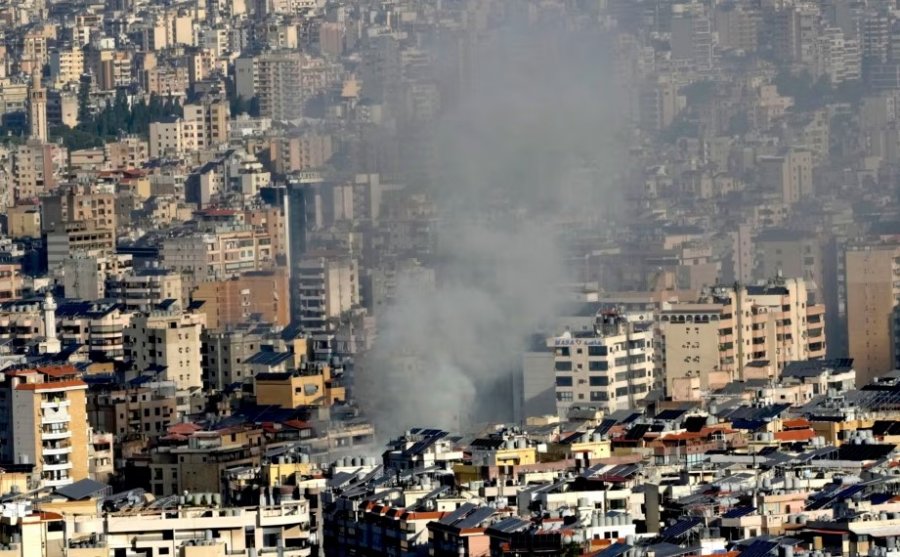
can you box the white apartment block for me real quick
[552,312,655,418]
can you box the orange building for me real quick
[0,365,90,488]
[191,267,290,330]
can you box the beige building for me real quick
[0,264,23,301]
[148,101,228,159]
[183,99,229,147]
[47,88,80,128]
[268,134,334,174]
[49,45,84,86]
[236,51,306,121]
[92,49,132,91]
[7,204,41,237]
[87,384,179,438]
[105,136,150,169]
[12,140,64,202]
[148,117,204,158]
[757,149,813,206]
[125,306,206,389]
[845,243,900,385]
[0,365,90,488]
[660,276,827,397]
[255,364,345,409]
[552,312,656,417]
[41,184,116,233]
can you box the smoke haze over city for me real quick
[356,18,628,433]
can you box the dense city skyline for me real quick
[0,1,900,556]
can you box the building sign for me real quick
[555,337,605,347]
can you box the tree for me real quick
[77,78,91,123]
[49,125,104,150]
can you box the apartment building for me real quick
[660,276,827,397]
[49,45,84,86]
[149,99,230,159]
[107,267,183,312]
[268,133,334,174]
[757,149,813,206]
[87,384,179,438]
[91,49,132,91]
[11,140,64,202]
[105,136,150,169]
[160,227,275,294]
[293,254,359,332]
[60,252,133,300]
[845,243,900,386]
[235,51,311,122]
[201,325,271,389]
[55,300,132,361]
[148,116,205,158]
[191,267,290,329]
[7,204,41,238]
[63,497,313,557]
[0,264,23,301]
[0,365,90,488]
[45,222,116,272]
[149,426,265,496]
[183,98,230,147]
[0,298,50,351]
[125,304,206,389]
[88,430,114,483]
[41,184,117,233]
[254,363,345,408]
[552,311,655,418]
[45,87,79,129]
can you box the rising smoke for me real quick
[356,13,628,434]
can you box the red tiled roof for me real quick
[15,379,87,391]
[168,423,202,435]
[783,418,811,429]
[774,428,815,442]
[8,365,78,379]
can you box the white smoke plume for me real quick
[357,11,628,434]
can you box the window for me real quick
[589,361,608,371]
[556,376,573,387]
[556,392,573,402]
[589,376,609,387]
[555,361,573,371]
[588,345,607,356]
[590,391,608,401]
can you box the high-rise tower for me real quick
[29,71,48,143]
